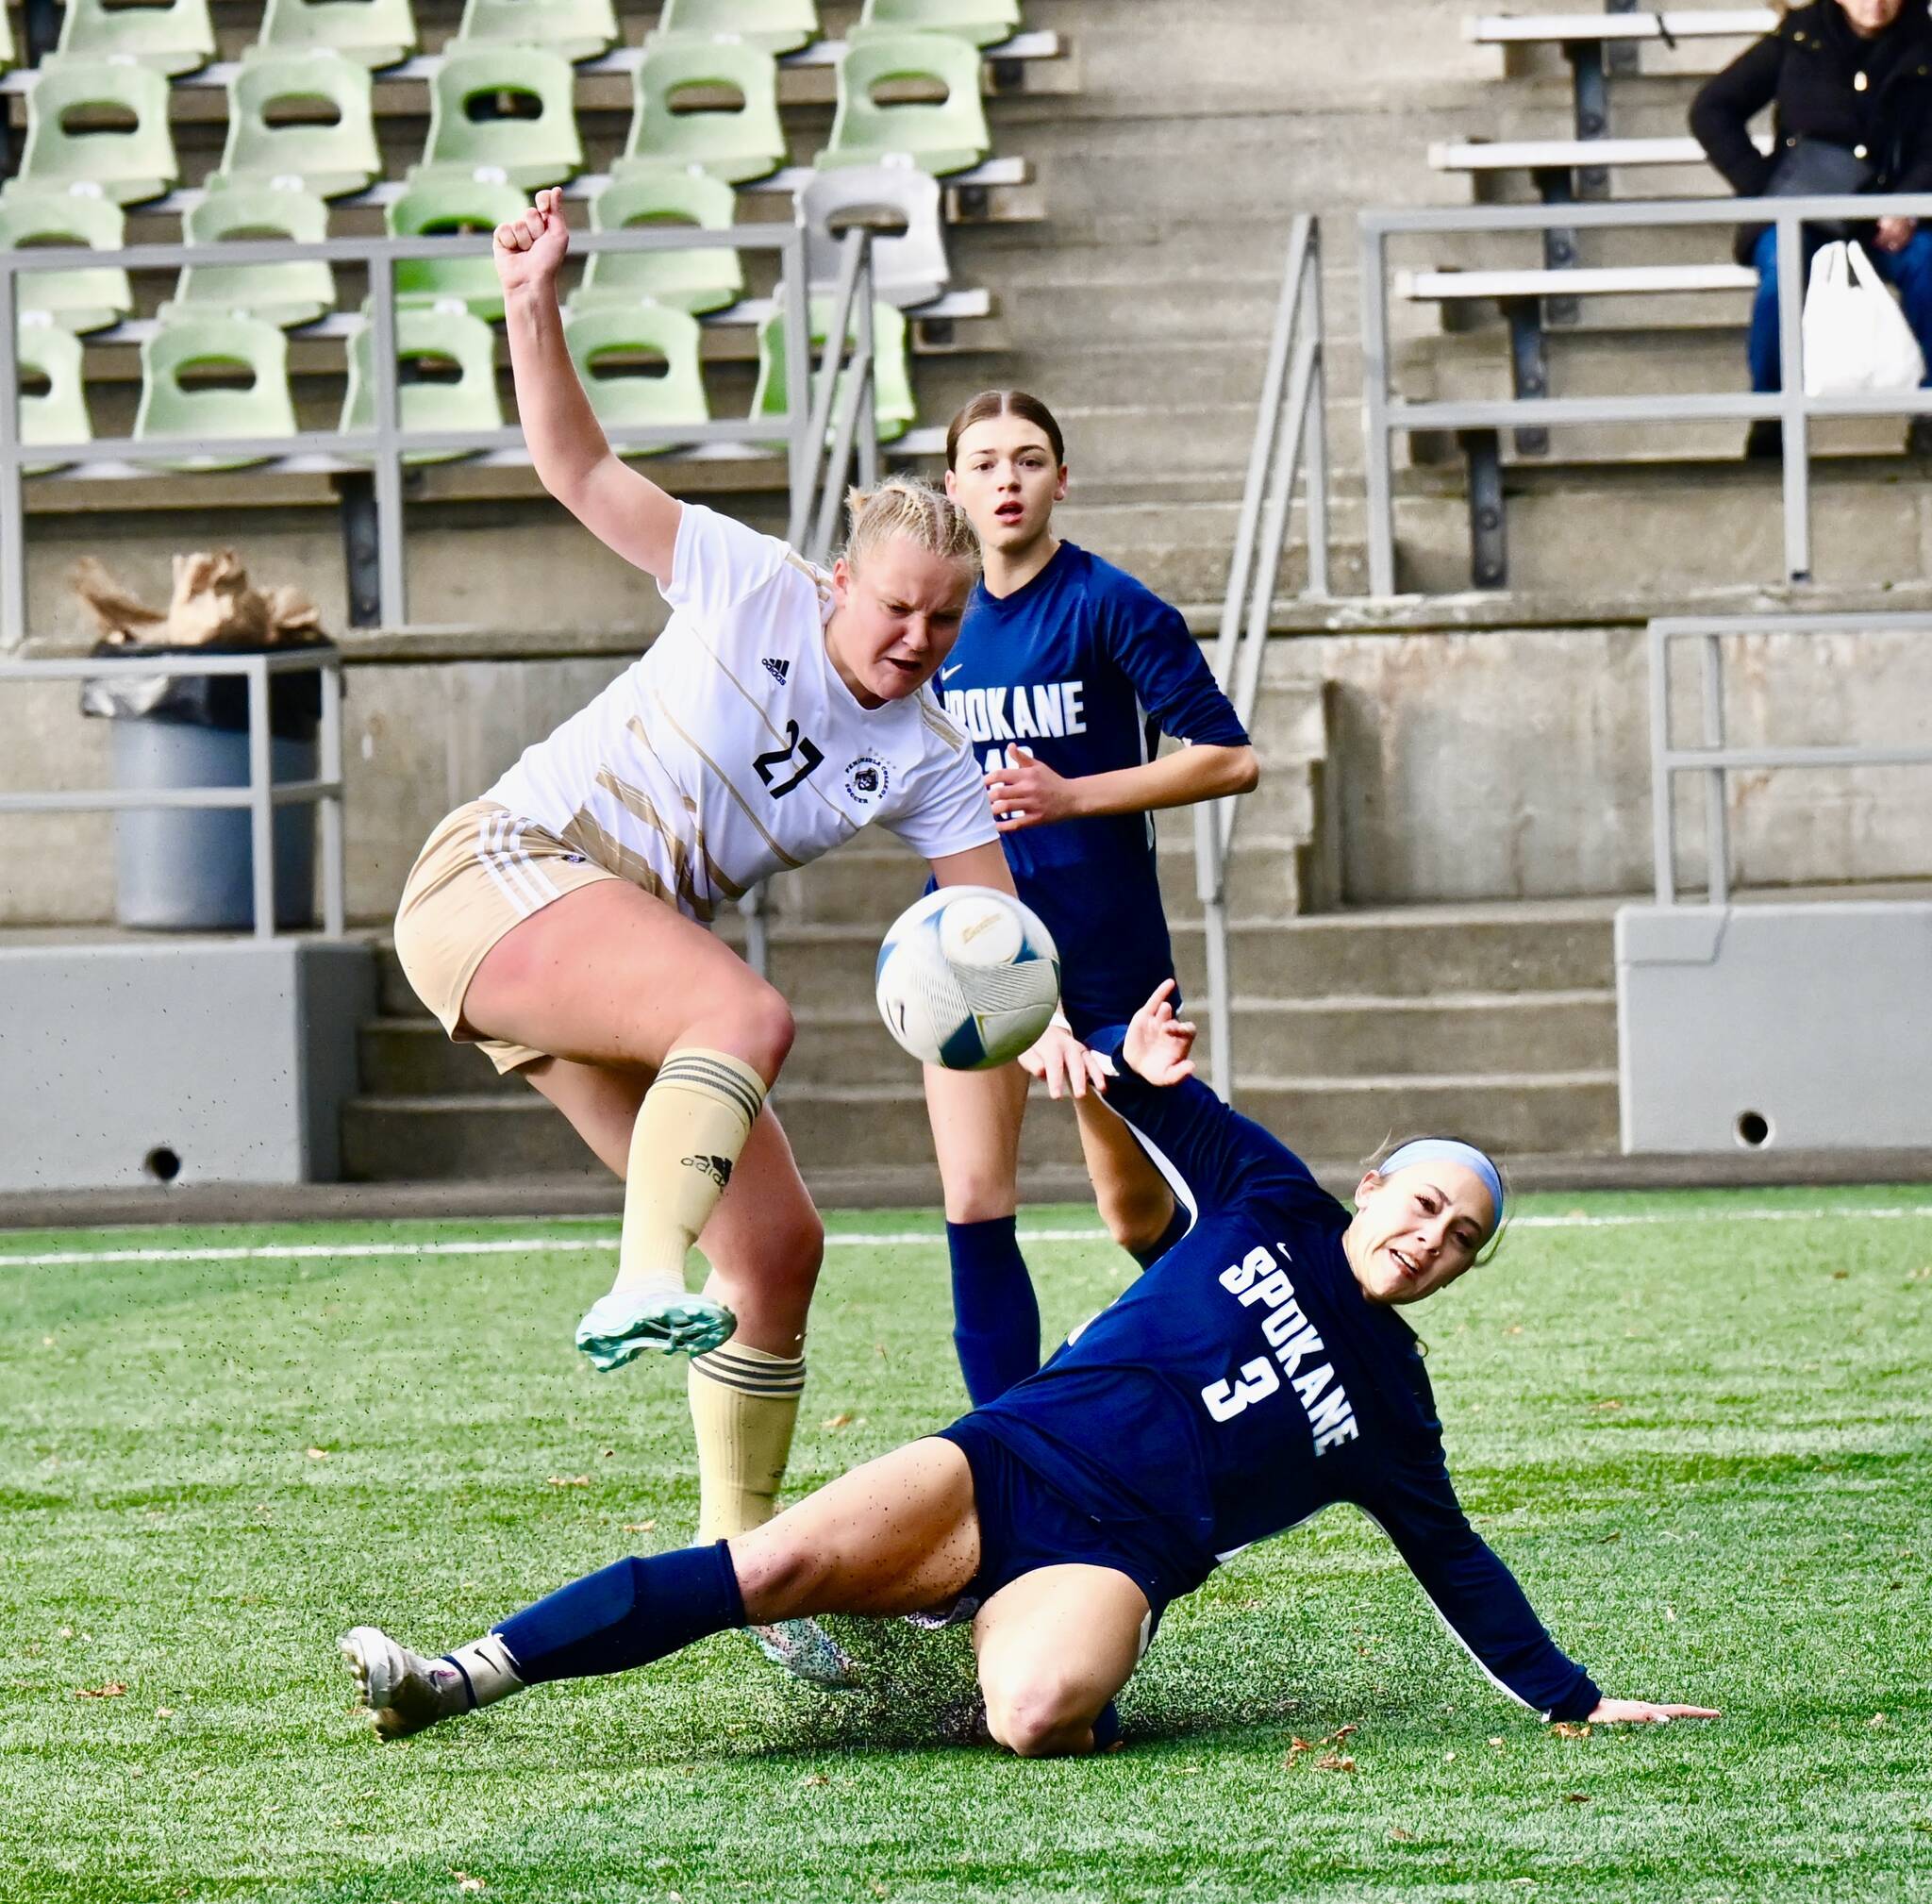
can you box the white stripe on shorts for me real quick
[477,811,555,919]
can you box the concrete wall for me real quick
[8,622,1928,925]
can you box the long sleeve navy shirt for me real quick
[970,1031,1602,1721]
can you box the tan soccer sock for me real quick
[688,1344,808,1542]
[611,1048,767,1299]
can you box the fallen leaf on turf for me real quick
[1389,1827,1414,1842]
[1324,1724,1358,1744]
[307,1447,329,1460]
[1869,1712,1889,1729]
[1504,1325,1524,1336]
[1563,1792,1592,1804]
[1592,1399,1623,1411]
[1551,1722,1591,1740]
[871,1885,890,1898]
[622,1520,656,1533]
[155,1707,175,1719]
[600,1448,615,1458]
[58,1627,73,1639]
[1831,1270,1848,1280]
[547,1476,590,1488]
[75,1683,126,1699]
[1287,1736,1315,1757]
[802,1774,828,1787]
[822,1412,855,1429]
[1489,1737,1506,1749]
[1314,1754,1355,1773]
[454,1875,485,1895]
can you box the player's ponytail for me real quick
[843,476,982,576]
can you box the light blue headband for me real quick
[1380,1139,1505,1236]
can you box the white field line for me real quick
[0,1206,1928,1271]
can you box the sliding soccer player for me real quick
[342,982,1717,1754]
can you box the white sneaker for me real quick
[575,1289,737,1371]
[750,1618,864,1690]
[339,1627,463,1740]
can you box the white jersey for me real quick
[484,504,994,923]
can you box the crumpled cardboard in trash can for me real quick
[71,550,325,651]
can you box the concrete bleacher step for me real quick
[339,1064,1621,1181]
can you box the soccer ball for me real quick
[874,886,1061,1070]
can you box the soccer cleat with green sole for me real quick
[340,1627,463,1740]
[751,1617,865,1689]
[575,1289,737,1370]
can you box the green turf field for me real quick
[3,1189,1929,1903]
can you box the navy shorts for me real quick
[933,1416,1190,1638]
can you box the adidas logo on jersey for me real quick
[681,1153,734,1191]
[761,658,791,686]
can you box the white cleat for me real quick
[750,1618,864,1690]
[575,1290,738,1371]
[339,1626,463,1740]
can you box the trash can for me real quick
[80,641,332,931]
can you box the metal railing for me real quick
[1194,214,1328,1100]
[1647,610,1932,905]
[0,220,888,647]
[0,647,345,939]
[1359,192,1932,597]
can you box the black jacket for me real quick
[1690,2,1932,255]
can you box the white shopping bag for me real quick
[1802,239,1926,396]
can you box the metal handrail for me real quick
[0,648,345,941]
[0,221,862,648]
[1647,609,1932,906]
[1194,214,1328,1101]
[1358,192,1932,598]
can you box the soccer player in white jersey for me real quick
[390,190,1017,1674]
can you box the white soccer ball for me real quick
[874,886,1062,1070]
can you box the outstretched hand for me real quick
[1585,1697,1721,1725]
[493,186,571,297]
[1122,979,1197,1087]
[1019,1023,1108,1100]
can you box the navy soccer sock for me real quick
[947,1214,1041,1405]
[492,1540,747,1684]
[1128,1199,1192,1273]
[1091,1699,1123,1752]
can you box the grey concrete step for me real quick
[372,902,1618,1024]
[341,1080,1093,1179]
[1225,990,1617,1077]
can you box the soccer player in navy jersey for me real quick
[927,391,1259,1407]
[341,982,1718,1756]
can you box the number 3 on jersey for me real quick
[1201,1356,1280,1423]
[753,720,824,798]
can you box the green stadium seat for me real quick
[624,36,785,186]
[219,50,382,199]
[257,0,420,70]
[854,0,1020,48]
[16,321,93,477]
[563,298,709,455]
[387,171,528,321]
[0,185,133,335]
[341,304,503,464]
[20,58,179,206]
[751,293,914,443]
[423,44,583,191]
[798,162,948,309]
[175,183,336,329]
[457,0,618,64]
[578,165,744,317]
[654,0,818,57]
[816,30,989,176]
[57,0,215,75]
[135,312,298,471]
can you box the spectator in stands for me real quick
[1690,0,1932,456]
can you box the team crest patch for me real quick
[844,754,891,804]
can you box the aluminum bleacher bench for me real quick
[1462,10,1772,195]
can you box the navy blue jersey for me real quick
[934,543,1248,1034]
[967,1031,1602,1721]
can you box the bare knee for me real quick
[984,1673,1099,1759]
[688,978,794,1082]
[728,1525,827,1619]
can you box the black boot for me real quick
[1744,419,1783,460]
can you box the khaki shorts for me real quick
[392,799,621,1075]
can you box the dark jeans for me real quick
[1748,225,1932,392]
